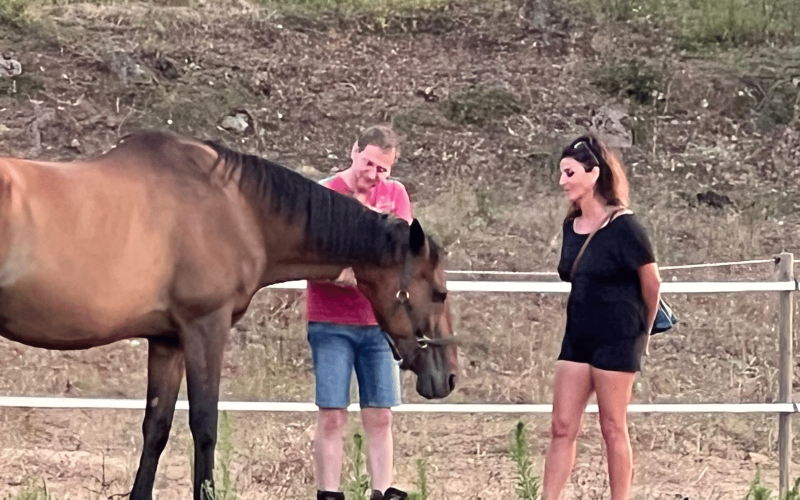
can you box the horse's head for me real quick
[355,219,459,400]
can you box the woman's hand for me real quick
[638,263,662,353]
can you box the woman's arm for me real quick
[638,263,662,333]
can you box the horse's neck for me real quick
[0,163,25,287]
[258,238,391,288]
[261,263,345,286]
[0,173,9,278]
[255,198,399,287]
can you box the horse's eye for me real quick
[432,290,447,303]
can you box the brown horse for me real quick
[0,130,459,500]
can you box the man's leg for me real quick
[361,408,394,492]
[314,408,349,492]
[355,326,403,494]
[308,322,357,494]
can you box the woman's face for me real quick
[559,157,598,204]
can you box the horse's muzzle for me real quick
[414,345,457,399]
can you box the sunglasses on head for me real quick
[573,140,601,169]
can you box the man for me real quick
[307,125,412,500]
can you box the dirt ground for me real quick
[1,0,800,498]
[0,408,794,499]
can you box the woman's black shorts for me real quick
[557,332,648,373]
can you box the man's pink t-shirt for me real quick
[306,174,413,325]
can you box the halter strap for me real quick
[382,248,458,364]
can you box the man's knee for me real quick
[361,408,393,431]
[317,409,348,436]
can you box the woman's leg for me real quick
[542,361,595,500]
[593,367,636,500]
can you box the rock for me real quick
[590,105,633,149]
[165,463,189,481]
[519,0,559,31]
[106,51,153,86]
[747,451,770,464]
[70,139,80,149]
[155,57,181,80]
[221,113,249,133]
[0,56,22,78]
[296,165,326,180]
[696,190,733,209]
[590,32,614,55]
[415,86,439,102]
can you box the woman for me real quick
[543,135,661,500]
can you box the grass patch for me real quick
[189,410,238,500]
[0,0,30,25]
[510,421,541,500]
[407,458,431,500]
[1,0,456,25]
[444,85,524,127]
[755,79,799,130]
[343,429,435,499]
[5,481,59,500]
[742,467,800,499]
[392,107,448,134]
[579,0,800,48]
[591,58,664,106]
[343,430,371,500]
[0,73,44,98]
[258,0,453,16]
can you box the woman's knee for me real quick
[550,413,581,441]
[599,414,628,443]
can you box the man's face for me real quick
[350,145,397,193]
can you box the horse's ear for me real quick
[409,219,426,255]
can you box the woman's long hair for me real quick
[561,134,630,220]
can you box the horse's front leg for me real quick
[130,337,184,500]
[180,307,231,500]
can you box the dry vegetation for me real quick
[1,0,800,498]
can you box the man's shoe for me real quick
[383,488,408,500]
[317,491,345,500]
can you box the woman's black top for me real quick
[557,213,656,341]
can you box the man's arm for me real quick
[393,182,413,223]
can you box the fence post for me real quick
[778,252,795,497]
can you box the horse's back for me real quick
[0,131,265,348]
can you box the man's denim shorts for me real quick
[307,321,402,409]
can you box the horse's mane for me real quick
[203,139,411,266]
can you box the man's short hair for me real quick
[356,125,400,153]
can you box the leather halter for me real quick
[381,249,456,363]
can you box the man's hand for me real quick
[333,267,357,287]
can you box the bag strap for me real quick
[570,208,624,280]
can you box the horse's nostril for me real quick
[449,374,457,392]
